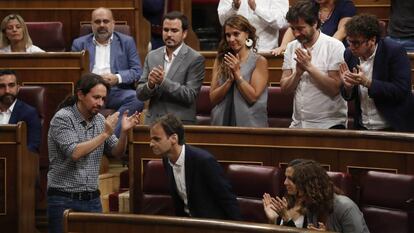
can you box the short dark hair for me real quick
[57,73,110,111]
[286,0,320,29]
[345,14,381,42]
[151,113,185,145]
[0,69,18,83]
[162,11,189,31]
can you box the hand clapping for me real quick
[224,52,241,74]
[294,47,311,72]
[104,112,119,136]
[121,110,141,132]
[148,65,164,89]
[339,63,371,88]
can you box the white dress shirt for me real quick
[283,32,348,129]
[218,0,289,52]
[92,35,122,83]
[358,45,389,130]
[168,144,189,215]
[0,99,16,124]
[147,43,184,90]
[0,44,44,53]
[163,43,183,76]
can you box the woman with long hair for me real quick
[291,160,369,232]
[0,14,44,52]
[210,15,269,127]
[263,159,308,228]
[264,159,369,232]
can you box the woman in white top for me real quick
[0,14,44,52]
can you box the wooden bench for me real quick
[129,125,414,213]
[201,52,414,88]
[0,52,89,211]
[0,123,36,233]
[63,210,334,233]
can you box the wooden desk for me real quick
[0,123,36,233]
[0,52,89,211]
[0,0,150,62]
[201,52,283,86]
[202,52,414,88]
[0,52,88,165]
[129,125,414,213]
[63,210,333,233]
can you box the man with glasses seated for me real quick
[340,14,414,132]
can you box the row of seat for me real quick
[196,85,356,128]
[106,160,414,233]
[24,22,131,52]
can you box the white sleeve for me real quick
[217,0,238,25]
[282,42,295,70]
[254,0,289,29]
[328,41,346,71]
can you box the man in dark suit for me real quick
[0,69,41,153]
[340,14,414,132]
[137,11,205,125]
[149,113,241,220]
[72,7,144,137]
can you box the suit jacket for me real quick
[162,145,242,221]
[9,100,41,153]
[71,31,142,88]
[341,38,414,131]
[136,44,205,124]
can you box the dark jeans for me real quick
[47,195,102,233]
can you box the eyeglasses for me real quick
[346,38,368,48]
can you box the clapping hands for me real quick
[339,63,371,89]
[263,193,291,223]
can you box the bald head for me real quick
[91,7,115,44]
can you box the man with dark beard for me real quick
[280,0,347,129]
[71,7,143,137]
[47,73,140,233]
[0,69,41,153]
[137,11,205,124]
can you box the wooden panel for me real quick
[289,0,390,5]
[0,0,149,63]
[63,210,334,233]
[0,52,88,212]
[201,52,283,86]
[356,6,390,21]
[0,123,36,233]
[202,52,414,88]
[353,0,390,5]
[129,126,414,213]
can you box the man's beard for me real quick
[94,30,111,42]
[0,93,16,108]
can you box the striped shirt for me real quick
[47,104,118,192]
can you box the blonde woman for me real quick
[0,14,44,52]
